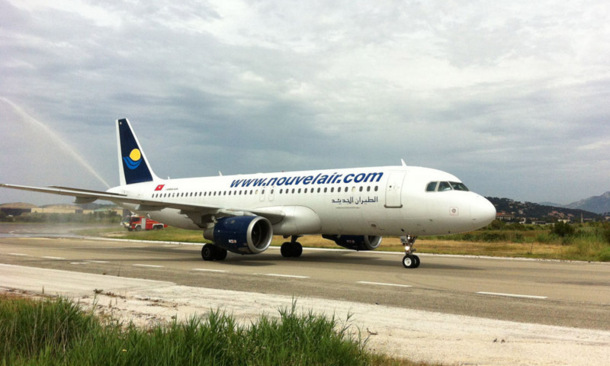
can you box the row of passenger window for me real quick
[426,181,469,192]
[151,185,380,199]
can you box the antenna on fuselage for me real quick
[401,159,407,167]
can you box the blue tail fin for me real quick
[116,118,159,185]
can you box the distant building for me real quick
[31,204,85,214]
[0,202,36,216]
[1,202,123,217]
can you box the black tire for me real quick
[280,242,291,257]
[412,255,420,268]
[281,242,303,258]
[201,244,215,261]
[215,247,228,261]
[135,226,141,231]
[292,242,303,258]
[402,255,414,268]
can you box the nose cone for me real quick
[471,195,496,229]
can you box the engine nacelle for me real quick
[322,235,382,251]
[204,216,273,255]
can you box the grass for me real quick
[0,294,425,366]
[78,222,610,262]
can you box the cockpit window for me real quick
[438,181,452,191]
[449,182,469,191]
[425,181,470,192]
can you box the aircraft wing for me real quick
[0,183,286,225]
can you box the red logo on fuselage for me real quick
[155,184,165,191]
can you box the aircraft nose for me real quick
[471,195,496,228]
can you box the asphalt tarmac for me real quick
[0,233,608,330]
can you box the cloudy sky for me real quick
[1,0,609,206]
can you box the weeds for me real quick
[0,296,388,366]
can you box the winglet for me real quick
[116,118,159,185]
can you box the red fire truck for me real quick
[123,216,167,231]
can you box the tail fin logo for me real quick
[123,149,142,170]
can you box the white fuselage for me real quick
[108,165,496,237]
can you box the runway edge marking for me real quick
[357,281,412,288]
[476,291,547,300]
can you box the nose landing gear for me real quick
[401,235,420,268]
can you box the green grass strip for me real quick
[1,296,401,366]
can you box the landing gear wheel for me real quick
[202,244,214,261]
[400,235,420,269]
[412,255,420,268]
[215,247,228,261]
[292,242,303,257]
[402,254,421,268]
[201,244,227,261]
[281,242,303,258]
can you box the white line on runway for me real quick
[476,291,547,300]
[8,253,29,257]
[193,268,228,273]
[42,256,65,260]
[357,281,412,288]
[88,260,109,264]
[70,262,88,265]
[264,273,310,279]
[133,264,164,268]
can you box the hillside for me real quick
[487,197,602,222]
[565,191,610,214]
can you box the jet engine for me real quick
[204,216,273,255]
[322,235,382,251]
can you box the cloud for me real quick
[1,0,609,205]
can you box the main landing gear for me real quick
[201,243,227,261]
[401,235,420,268]
[281,236,303,258]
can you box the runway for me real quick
[0,234,608,329]
[1,231,609,365]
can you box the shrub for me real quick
[551,222,575,238]
[599,247,610,262]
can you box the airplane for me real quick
[1,118,496,268]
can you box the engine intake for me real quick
[323,235,382,251]
[204,216,273,255]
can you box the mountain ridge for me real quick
[564,191,610,214]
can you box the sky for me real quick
[1,0,609,206]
